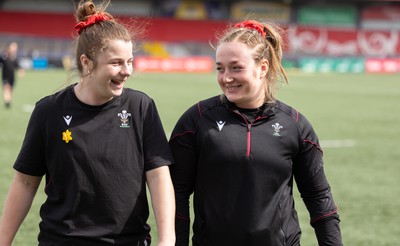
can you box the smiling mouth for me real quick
[226,85,241,90]
[111,79,124,85]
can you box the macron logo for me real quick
[63,115,72,126]
[216,121,226,131]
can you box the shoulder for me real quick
[32,86,73,118]
[36,86,71,107]
[180,95,222,119]
[196,95,223,116]
[274,100,300,122]
[274,100,311,125]
[170,95,221,139]
[123,87,150,97]
[121,88,154,104]
[35,91,62,110]
[275,100,317,140]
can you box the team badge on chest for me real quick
[272,123,283,136]
[118,110,131,128]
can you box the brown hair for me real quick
[74,0,136,74]
[216,20,288,102]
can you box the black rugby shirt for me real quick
[14,85,173,245]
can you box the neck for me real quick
[74,82,112,106]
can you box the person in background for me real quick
[169,19,342,246]
[0,0,175,245]
[0,41,23,109]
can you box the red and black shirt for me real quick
[169,95,342,246]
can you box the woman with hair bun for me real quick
[0,1,175,245]
[169,20,342,246]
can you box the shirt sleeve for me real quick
[293,114,343,246]
[169,104,199,246]
[143,99,173,171]
[13,101,47,176]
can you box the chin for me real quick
[111,83,124,93]
[109,88,122,97]
[225,94,240,104]
[114,90,123,96]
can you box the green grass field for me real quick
[1,69,399,245]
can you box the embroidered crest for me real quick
[118,110,131,128]
[272,123,283,136]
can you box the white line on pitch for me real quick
[22,104,35,113]
[320,139,356,148]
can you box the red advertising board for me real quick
[1,10,400,58]
[134,56,214,73]
[0,11,228,42]
[287,26,400,57]
[365,58,400,73]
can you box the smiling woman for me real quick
[169,19,343,246]
[0,1,175,245]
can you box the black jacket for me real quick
[169,96,342,246]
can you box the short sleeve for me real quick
[142,99,173,171]
[14,102,47,176]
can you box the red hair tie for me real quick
[234,20,267,38]
[74,13,111,34]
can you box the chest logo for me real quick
[272,123,283,136]
[63,115,72,126]
[216,121,226,131]
[118,110,131,128]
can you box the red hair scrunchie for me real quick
[74,13,111,34]
[234,20,267,38]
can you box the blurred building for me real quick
[0,0,399,72]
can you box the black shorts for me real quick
[2,78,15,87]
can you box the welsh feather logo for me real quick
[118,110,131,128]
[272,123,283,136]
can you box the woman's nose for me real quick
[121,62,133,75]
[223,71,233,82]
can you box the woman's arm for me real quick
[0,171,42,246]
[146,166,176,246]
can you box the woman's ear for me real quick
[80,54,93,71]
[260,58,269,77]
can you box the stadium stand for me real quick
[1,0,399,71]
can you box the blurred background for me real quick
[0,0,399,74]
[1,1,400,245]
